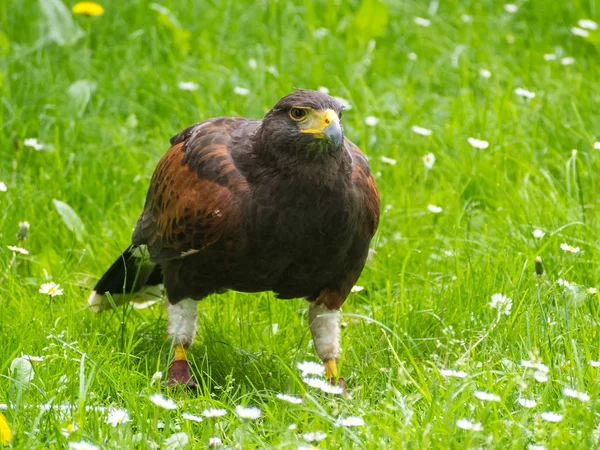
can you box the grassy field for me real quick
[1,0,600,448]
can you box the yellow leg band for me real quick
[324,360,337,378]
[174,345,187,361]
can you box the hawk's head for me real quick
[260,90,345,157]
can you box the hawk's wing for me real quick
[347,140,380,238]
[132,118,252,263]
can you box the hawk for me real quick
[88,90,380,391]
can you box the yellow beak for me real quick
[300,109,342,146]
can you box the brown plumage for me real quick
[89,90,379,389]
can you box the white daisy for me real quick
[408,52,418,61]
[557,278,574,288]
[248,58,257,69]
[380,156,397,165]
[489,293,512,316]
[233,86,250,96]
[534,371,548,383]
[39,282,64,297]
[588,288,598,295]
[365,116,379,127]
[302,431,327,442]
[151,371,163,385]
[518,398,537,408]
[514,88,536,99]
[312,28,329,39]
[7,246,29,255]
[336,416,364,427]
[149,393,177,410]
[0,182,6,192]
[106,408,130,426]
[479,68,492,78]
[527,445,547,450]
[461,14,473,23]
[61,423,78,437]
[302,377,344,394]
[178,82,199,91]
[440,369,468,378]
[561,57,575,66]
[474,391,501,402]
[21,355,43,362]
[563,388,590,402]
[589,360,600,367]
[594,142,600,150]
[540,412,563,423]
[69,442,99,450]
[411,125,432,136]
[208,437,222,448]
[467,137,489,149]
[266,66,279,77]
[24,138,44,151]
[560,243,580,253]
[504,4,518,13]
[543,53,557,61]
[414,17,431,27]
[297,361,324,376]
[521,360,550,372]
[317,86,330,95]
[571,27,589,37]
[427,204,443,214]
[578,19,598,30]
[182,412,203,422]
[532,229,545,239]
[351,285,364,293]
[422,153,435,169]
[202,408,227,418]
[164,432,189,449]
[456,419,483,431]
[235,405,261,420]
[276,393,303,404]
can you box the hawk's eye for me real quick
[290,108,308,120]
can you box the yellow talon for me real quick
[174,344,187,361]
[324,360,338,379]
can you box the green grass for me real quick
[2,0,600,448]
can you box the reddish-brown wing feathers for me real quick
[348,141,380,238]
[132,120,249,262]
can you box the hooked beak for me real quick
[300,109,343,148]
[322,120,342,147]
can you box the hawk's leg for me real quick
[308,291,347,394]
[166,298,198,389]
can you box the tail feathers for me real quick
[88,245,163,312]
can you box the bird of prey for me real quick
[88,90,380,391]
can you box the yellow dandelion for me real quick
[0,412,11,446]
[72,2,104,17]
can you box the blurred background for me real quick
[1,0,600,448]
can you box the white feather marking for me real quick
[131,244,150,259]
[167,298,198,347]
[308,303,341,361]
[87,284,164,312]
